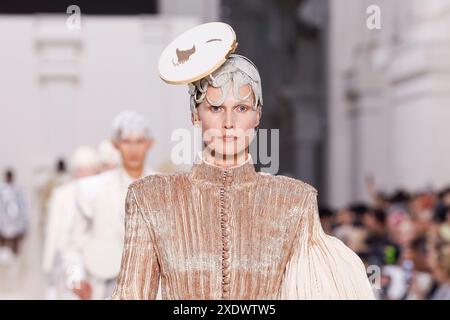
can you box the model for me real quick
[111,22,375,300]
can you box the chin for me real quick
[124,162,142,170]
[212,147,248,158]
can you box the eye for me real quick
[210,106,222,113]
[236,105,249,112]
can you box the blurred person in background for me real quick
[0,170,28,263]
[434,187,450,223]
[437,206,450,243]
[36,159,70,231]
[97,139,121,173]
[402,236,434,300]
[333,205,368,255]
[409,192,436,237]
[0,169,28,291]
[318,207,334,235]
[428,235,450,299]
[42,146,101,299]
[68,110,157,300]
[361,208,393,268]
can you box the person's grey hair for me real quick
[188,54,263,114]
[111,110,153,140]
[69,146,100,172]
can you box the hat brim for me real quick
[158,22,238,85]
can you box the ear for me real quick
[191,112,200,127]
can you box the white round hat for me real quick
[158,22,238,84]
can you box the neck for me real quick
[123,165,143,179]
[191,150,257,185]
[202,149,250,168]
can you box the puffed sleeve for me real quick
[111,186,161,299]
[279,188,375,299]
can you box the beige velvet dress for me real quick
[111,156,375,300]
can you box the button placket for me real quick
[220,169,232,299]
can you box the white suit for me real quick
[70,167,156,299]
[43,181,83,299]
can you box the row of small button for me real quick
[220,169,232,299]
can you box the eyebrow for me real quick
[203,92,254,108]
[207,101,252,108]
[234,101,252,107]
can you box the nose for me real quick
[223,109,234,129]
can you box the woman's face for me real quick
[194,84,261,158]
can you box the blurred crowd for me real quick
[319,179,450,300]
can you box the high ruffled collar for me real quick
[190,153,258,185]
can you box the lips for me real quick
[222,136,237,141]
